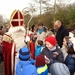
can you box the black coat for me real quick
[56,25,69,48]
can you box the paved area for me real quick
[0,62,4,75]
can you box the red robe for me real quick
[29,40,35,59]
[2,34,16,75]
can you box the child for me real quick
[46,31,55,37]
[41,36,64,72]
[50,62,70,75]
[35,54,48,75]
[63,36,75,75]
[35,40,43,57]
[16,47,38,75]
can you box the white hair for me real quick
[9,26,26,52]
[55,20,62,26]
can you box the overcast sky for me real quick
[0,0,33,19]
[0,0,75,19]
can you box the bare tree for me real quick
[33,0,51,15]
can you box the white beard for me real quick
[8,26,26,52]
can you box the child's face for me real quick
[38,25,43,30]
[45,41,54,50]
[63,38,68,52]
[36,41,39,46]
[63,38,67,47]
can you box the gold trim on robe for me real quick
[3,34,15,75]
[3,34,13,43]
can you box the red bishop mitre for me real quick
[10,10,24,27]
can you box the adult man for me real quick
[54,20,69,48]
[2,10,26,75]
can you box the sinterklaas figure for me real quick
[2,10,26,75]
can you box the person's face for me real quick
[63,38,68,52]
[38,25,43,30]
[54,22,60,31]
[36,41,39,46]
[6,24,9,28]
[63,38,67,47]
[45,41,54,50]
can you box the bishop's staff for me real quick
[22,6,35,34]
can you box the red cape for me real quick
[2,34,16,75]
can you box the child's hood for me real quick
[19,58,35,66]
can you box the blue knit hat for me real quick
[19,47,30,61]
[50,63,70,75]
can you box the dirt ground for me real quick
[0,62,4,75]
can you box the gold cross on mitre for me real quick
[10,10,24,27]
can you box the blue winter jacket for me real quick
[16,58,38,75]
[35,45,43,57]
[65,54,75,75]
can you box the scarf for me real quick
[38,27,44,34]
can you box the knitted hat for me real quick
[50,63,70,75]
[45,36,56,46]
[19,47,30,61]
[35,54,45,67]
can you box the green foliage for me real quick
[55,6,69,27]
[0,0,74,30]
[24,3,75,29]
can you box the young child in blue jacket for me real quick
[35,40,43,57]
[63,36,75,75]
[16,47,38,75]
